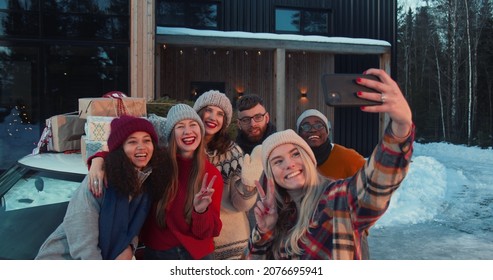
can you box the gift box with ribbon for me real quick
[78,97,147,119]
[33,112,86,154]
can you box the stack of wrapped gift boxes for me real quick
[79,97,147,165]
[44,113,86,153]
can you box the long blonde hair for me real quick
[156,125,206,228]
[264,144,327,258]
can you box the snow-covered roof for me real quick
[157,27,390,46]
[156,27,391,55]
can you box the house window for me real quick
[275,9,300,32]
[156,0,219,29]
[0,0,129,40]
[275,7,330,35]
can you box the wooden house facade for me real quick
[0,0,396,169]
[150,0,397,157]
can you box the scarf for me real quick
[312,139,332,166]
[98,170,152,260]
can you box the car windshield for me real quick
[0,163,85,259]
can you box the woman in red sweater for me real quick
[88,104,223,259]
[139,103,223,259]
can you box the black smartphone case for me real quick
[322,73,382,107]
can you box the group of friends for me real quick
[35,68,415,260]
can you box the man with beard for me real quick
[296,109,369,259]
[235,94,277,155]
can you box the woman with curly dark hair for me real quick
[36,115,172,260]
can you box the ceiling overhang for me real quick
[156,27,391,55]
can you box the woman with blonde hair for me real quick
[245,69,414,259]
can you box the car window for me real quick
[0,164,85,259]
[2,169,81,211]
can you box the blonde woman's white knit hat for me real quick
[193,90,233,128]
[261,129,316,170]
[164,103,205,142]
[296,109,330,132]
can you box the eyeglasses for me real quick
[300,122,325,132]
[238,112,267,125]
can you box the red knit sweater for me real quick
[139,155,223,259]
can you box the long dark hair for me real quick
[197,107,232,154]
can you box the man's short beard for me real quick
[247,134,263,142]
[245,125,267,142]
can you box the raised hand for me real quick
[253,178,278,233]
[193,172,217,213]
[356,68,413,138]
[241,144,263,186]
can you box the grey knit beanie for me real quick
[193,90,233,128]
[261,129,316,170]
[296,109,331,133]
[163,103,205,142]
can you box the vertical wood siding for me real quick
[157,0,396,157]
[160,46,275,113]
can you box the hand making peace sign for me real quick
[193,172,217,213]
[253,178,278,233]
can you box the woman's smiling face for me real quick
[269,143,306,190]
[123,131,154,170]
[202,105,225,137]
[173,119,202,158]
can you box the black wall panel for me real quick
[163,0,396,156]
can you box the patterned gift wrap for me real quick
[81,135,108,165]
[85,116,114,142]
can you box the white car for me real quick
[0,153,87,259]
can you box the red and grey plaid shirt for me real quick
[244,123,415,260]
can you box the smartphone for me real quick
[321,73,382,107]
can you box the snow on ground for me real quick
[369,142,493,259]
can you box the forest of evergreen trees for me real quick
[397,0,493,147]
